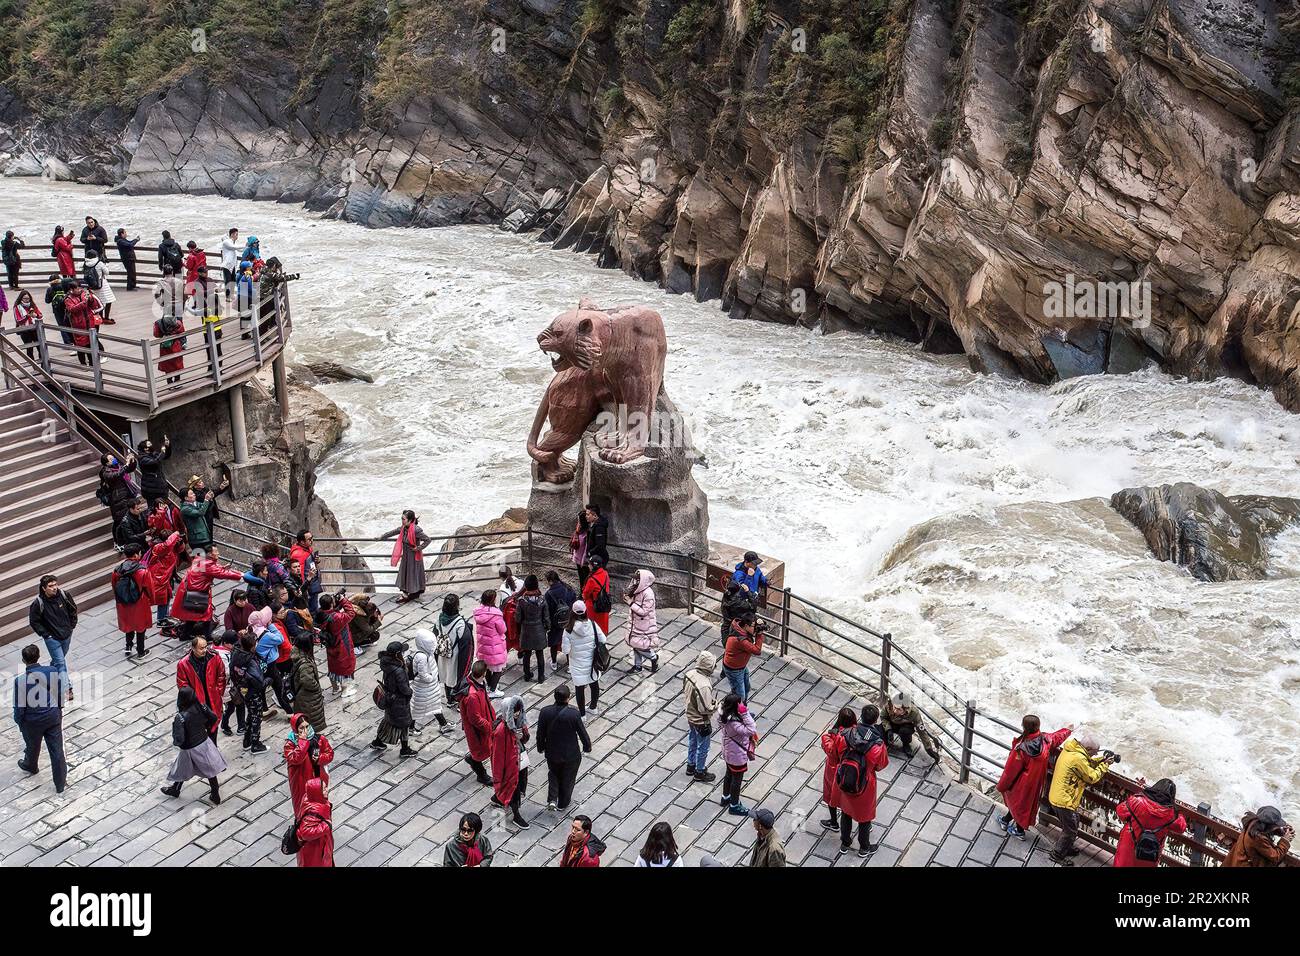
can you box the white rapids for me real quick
[2,179,1296,817]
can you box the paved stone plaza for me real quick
[0,584,1107,867]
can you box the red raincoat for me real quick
[170,559,244,623]
[995,726,1072,829]
[63,290,100,347]
[320,598,357,679]
[284,714,334,815]
[143,532,182,607]
[821,722,857,803]
[490,717,527,805]
[560,835,602,867]
[582,567,611,637]
[459,679,495,762]
[54,234,74,276]
[176,651,227,733]
[295,777,334,867]
[111,560,153,633]
[154,318,185,374]
[1114,794,1186,867]
[503,595,520,653]
[183,249,207,289]
[148,503,183,537]
[822,728,889,823]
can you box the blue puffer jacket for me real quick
[731,563,768,594]
[255,628,284,666]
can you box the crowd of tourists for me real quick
[1,216,288,380]
[9,480,1296,867]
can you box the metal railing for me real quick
[0,283,291,411]
[223,518,1292,867]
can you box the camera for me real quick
[753,618,770,634]
[1101,749,1121,764]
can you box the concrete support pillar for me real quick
[272,353,290,421]
[229,384,249,465]
[128,420,149,451]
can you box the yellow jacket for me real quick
[1048,739,1111,810]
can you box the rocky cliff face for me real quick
[3,0,1298,408]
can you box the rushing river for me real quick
[3,179,1297,817]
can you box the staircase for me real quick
[0,388,119,646]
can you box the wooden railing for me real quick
[0,280,292,410]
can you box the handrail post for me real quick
[35,321,50,372]
[205,321,222,389]
[1189,801,1211,866]
[779,586,791,656]
[684,552,696,614]
[959,700,977,784]
[0,335,10,391]
[90,326,103,392]
[63,381,77,436]
[525,523,533,567]
[142,338,157,410]
[273,286,286,346]
[879,632,892,700]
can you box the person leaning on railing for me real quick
[1046,728,1117,866]
[1225,806,1294,867]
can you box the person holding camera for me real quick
[722,614,765,704]
[1225,806,1294,867]
[1114,777,1185,867]
[1047,728,1117,865]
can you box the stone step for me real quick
[0,446,99,493]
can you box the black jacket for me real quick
[544,581,576,639]
[536,703,591,763]
[587,516,610,563]
[80,224,108,257]
[137,445,171,498]
[29,589,78,641]
[115,511,149,551]
[378,649,413,728]
[516,592,551,652]
[173,703,215,749]
[115,236,138,263]
[158,238,183,272]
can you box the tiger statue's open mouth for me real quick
[538,314,601,372]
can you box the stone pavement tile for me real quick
[995,854,1025,867]
[934,834,967,867]
[881,819,919,851]
[355,841,402,867]
[339,818,398,855]
[951,807,987,840]
[866,846,903,867]
[875,795,905,826]
[227,833,281,867]
[899,794,937,823]
[162,843,208,867]
[966,830,1006,865]
[34,837,87,866]
[609,808,657,843]
[917,812,952,845]
[784,829,818,865]
[898,839,937,867]
[999,833,1033,860]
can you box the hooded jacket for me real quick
[434,612,474,695]
[409,628,442,722]
[289,646,327,732]
[111,558,152,633]
[683,651,718,727]
[284,713,333,814]
[1048,739,1112,811]
[1114,792,1186,867]
[295,777,334,867]
[490,696,529,804]
[560,831,606,867]
[995,726,1072,828]
[1224,810,1293,867]
[459,677,495,761]
[823,723,888,822]
[562,616,605,687]
[516,590,551,652]
[627,570,659,651]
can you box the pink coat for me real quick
[627,570,659,651]
[473,604,507,668]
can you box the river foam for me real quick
[3,179,1296,816]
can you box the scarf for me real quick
[391,522,420,566]
[463,839,484,867]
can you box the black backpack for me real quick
[591,577,612,614]
[280,810,319,855]
[83,261,102,290]
[835,727,881,796]
[113,564,141,605]
[1127,798,1175,863]
[95,480,111,506]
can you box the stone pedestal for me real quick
[527,396,709,608]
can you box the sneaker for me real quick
[588,703,599,713]
[410,725,423,736]
[1048,851,1074,867]
[370,740,387,750]
[490,795,504,807]
[242,740,252,751]
[512,815,530,830]
[547,801,558,812]
[693,770,716,783]
[136,648,150,659]
[343,685,357,698]
[262,709,278,721]
[838,842,852,854]
[438,722,454,735]
[488,690,504,700]
[399,748,417,759]
[728,803,750,817]
[249,742,267,754]
[685,764,697,776]
[720,796,730,807]
[820,819,839,832]
[16,760,36,775]
[1007,822,1026,839]
[221,725,233,737]
[858,843,877,858]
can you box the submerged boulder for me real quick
[1110,483,1300,582]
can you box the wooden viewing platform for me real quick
[0,243,293,452]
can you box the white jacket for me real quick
[221,237,240,272]
[562,618,605,687]
[409,630,441,721]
